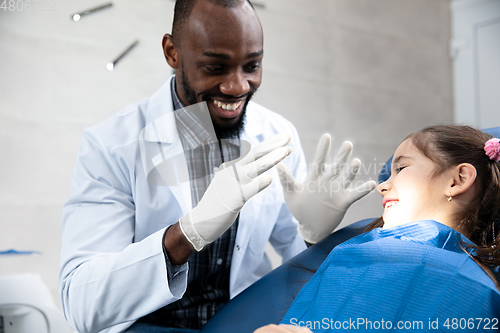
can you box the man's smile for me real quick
[213,99,243,111]
[208,97,246,119]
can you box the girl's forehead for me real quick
[394,139,414,155]
[393,139,432,166]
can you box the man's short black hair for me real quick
[172,0,255,43]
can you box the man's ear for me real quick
[162,34,180,69]
[448,163,477,198]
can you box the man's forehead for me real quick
[185,0,261,40]
[189,0,251,15]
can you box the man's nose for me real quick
[219,71,250,97]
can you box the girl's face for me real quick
[377,139,451,229]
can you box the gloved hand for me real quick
[277,133,376,244]
[180,133,293,251]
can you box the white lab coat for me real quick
[59,78,308,333]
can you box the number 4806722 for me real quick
[1,0,31,11]
[1,0,54,11]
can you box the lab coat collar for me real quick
[144,77,177,144]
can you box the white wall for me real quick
[0,0,453,307]
[452,0,500,127]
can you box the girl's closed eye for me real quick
[391,165,407,175]
[395,165,407,173]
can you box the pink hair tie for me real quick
[484,138,500,162]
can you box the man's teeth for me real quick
[213,100,242,111]
[385,201,398,209]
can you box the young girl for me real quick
[256,125,500,333]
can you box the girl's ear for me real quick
[162,34,180,69]
[448,163,477,198]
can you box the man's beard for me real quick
[180,70,254,139]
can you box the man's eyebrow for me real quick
[202,52,231,60]
[248,50,264,58]
[201,50,264,60]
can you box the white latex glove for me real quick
[180,133,292,251]
[277,133,376,244]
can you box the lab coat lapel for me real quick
[144,77,193,215]
[156,131,192,216]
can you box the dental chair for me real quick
[201,126,500,333]
[0,274,72,333]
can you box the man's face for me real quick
[172,1,263,138]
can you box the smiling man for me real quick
[163,0,264,139]
[151,2,309,331]
[59,1,310,332]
